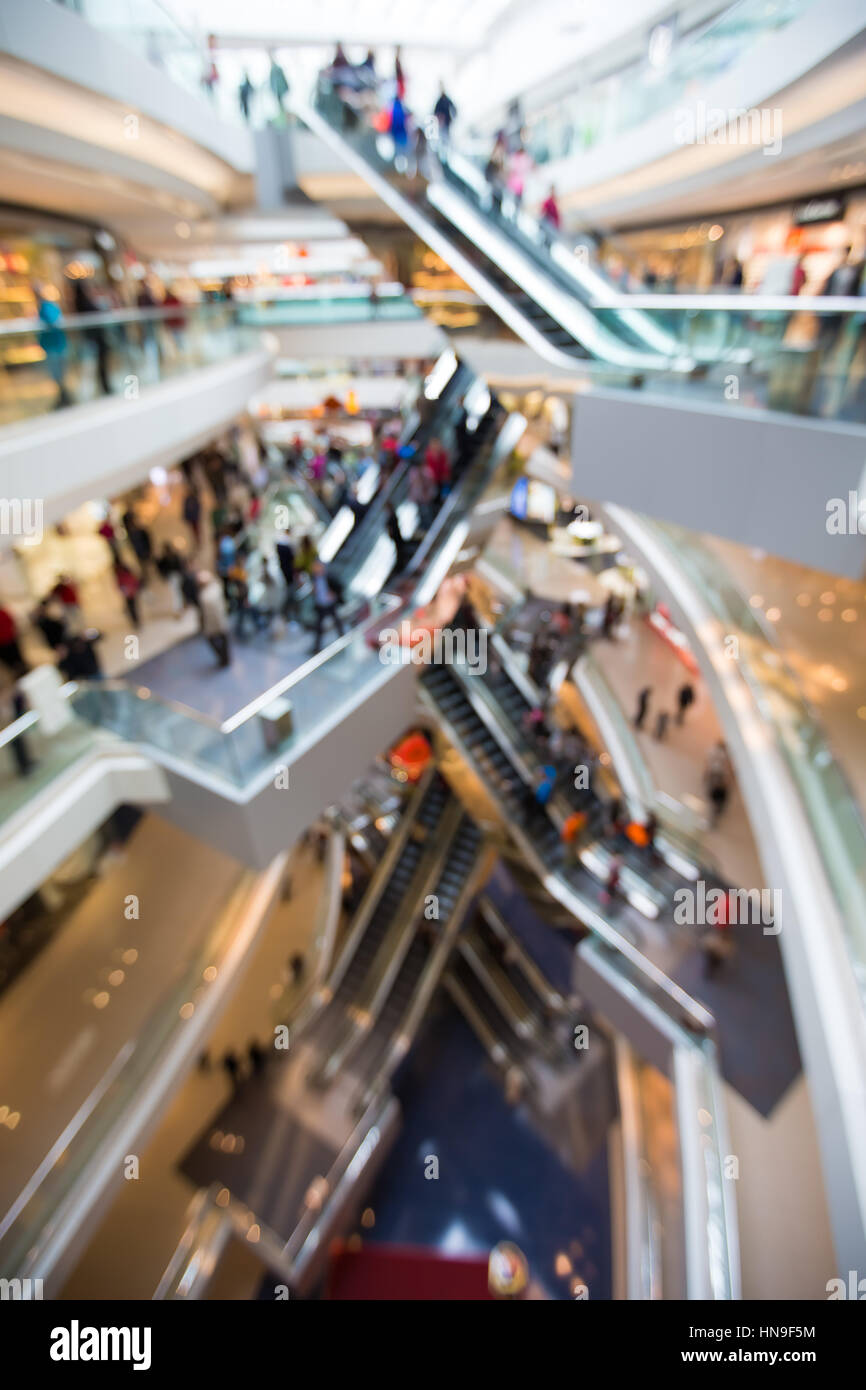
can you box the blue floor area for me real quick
[131,621,323,723]
[484,860,799,1118]
[483,860,577,996]
[667,920,801,1118]
[362,997,613,1301]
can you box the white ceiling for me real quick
[167,0,513,49]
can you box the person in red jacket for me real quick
[0,606,27,673]
[540,186,561,247]
[424,436,451,494]
[114,563,141,628]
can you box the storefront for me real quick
[0,209,131,323]
[597,189,866,293]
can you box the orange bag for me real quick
[372,108,391,133]
[625,821,650,848]
[561,811,587,844]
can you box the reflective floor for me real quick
[344,996,613,1302]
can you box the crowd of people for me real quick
[321,46,562,244]
[0,383,479,772]
[32,269,223,412]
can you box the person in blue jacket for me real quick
[35,287,70,407]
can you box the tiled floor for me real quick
[362,995,613,1301]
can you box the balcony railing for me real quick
[0,302,260,428]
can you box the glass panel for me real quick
[0,851,256,1277]
[0,304,255,428]
[312,75,866,418]
[518,0,813,160]
[0,713,102,825]
[644,518,866,998]
[71,595,402,787]
[48,0,229,118]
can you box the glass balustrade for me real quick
[643,518,866,1000]
[0,304,257,428]
[48,0,226,117]
[312,80,866,418]
[236,293,422,328]
[71,594,402,789]
[0,702,104,826]
[511,0,815,164]
[0,854,261,1280]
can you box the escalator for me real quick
[333,372,512,603]
[299,82,691,372]
[420,658,715,1036]
[306,770,451,1039]
[178,761,487,1295]
[319,352,475,589]
[346,814,484,1101]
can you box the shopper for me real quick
[310,560,345,653]
[705,741,731,824]
[274,530,296,616]
[221,1049,241,1088]
[98,515,121,565]
[216,529,238,599]
[540,185,561,245]
[485,131,508,214]
[51,576,82,633]
[32,597,67,652]
[408,459,437,528]
[634,685,652,730]
[72,275,111,396]
[114,562,141,628]
[701,892,735,978]
[199,572,231,667]
[433,84,457,146]
[385,502,409,572]
[269,53,290,115]
[58,631,104,681]
[601,855,622,907]
[390,92,409,159]
[602,592,623,639]
[183,487,202,547]
[296,533,317,578]
[201,36,219,100]
[0,606,27,673]
[394,46,406,100]
[35,287,70,407]
[528,631,552,687]
[506,144,532,211]
[122,509,153,581]
[179,562,202,624]
[424,436,451,494]
[238,72,255,121]
[156,541,184,616]
[248,1039,267,1076]
[676,682,696,725]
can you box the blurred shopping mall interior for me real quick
[0,0,864,1309]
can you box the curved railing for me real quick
[499,0,815,165]
[72,592,402,790]
[0,302,257,428]
[638,516,866,998]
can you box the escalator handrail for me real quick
[422,664,715,1036]
[301,87,666,372]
